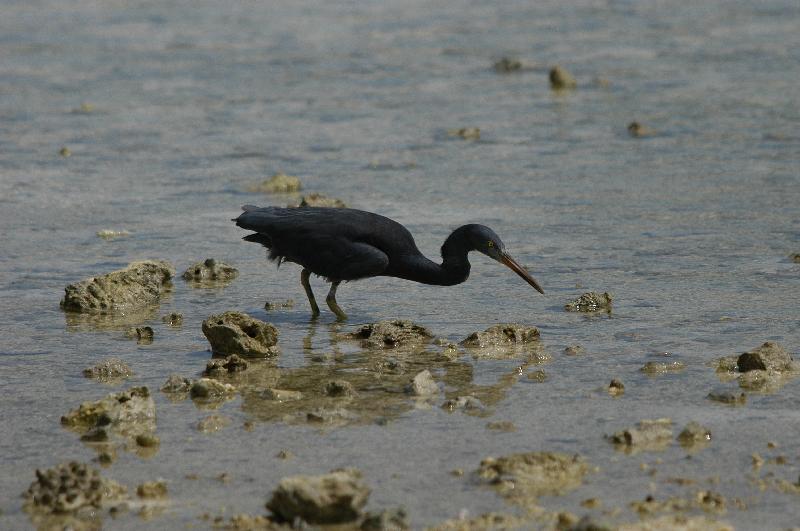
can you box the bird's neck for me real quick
[393,226,473,286]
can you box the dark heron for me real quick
[234,205,544,320]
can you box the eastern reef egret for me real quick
[235,205,544,320]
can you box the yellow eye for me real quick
[487,241,494,248]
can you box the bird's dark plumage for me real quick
[234,205,543,319]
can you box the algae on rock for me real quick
[61,260,174,314]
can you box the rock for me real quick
[564,345,584,356]
[264,299,294,310]
[706,388,746,406]
[190,378,236,400]
[323,380,357,398]
[161,374,192,394]
[276,450,294,460]
[23,461,127,514]
[125,326,153,342]
[677,422,712,448]
[628,121,656,138]
[197,414,232,433]
[262,388,303,401]
[609,418,673,451]
[477,452,590,502]
[182,258,239,284]
[567,515,613,531]
[291,193,347,208]
[791,253,800,263]
[640,361,686,375]
[136,480,168,499]
[618,514,733,531]
[305,407,359,425]
[565,292,612,312]
[96,229,129,240]
[204,355,249,377]
[527,369,547,382]
[361,507,409,530]
[608,379,625,396]
[251,172,302,193]
[493,57,523,73]
[486,421,516,432]
[82,358,133,382]
[737,342,792,372]
[461,324,540,348]
[161,312,183,326]
[404,370,439,396]
[347,320,432,348]
[61,387,156,443]
[442,395,485,413]
[202,311,279,358]
[61,260,174,314]
[59,146,71,157]
[266,469,370,524]
[549,65,577,89]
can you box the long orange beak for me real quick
[500,253,544,294]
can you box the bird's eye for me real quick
[487,241,494,248]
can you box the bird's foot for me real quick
[326,297,348,321]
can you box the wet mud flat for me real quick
[2,0,800,529]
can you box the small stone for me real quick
[564,345,584,356]
[628,121,656,137]
[161,312,183,326]
[677,422,712,448]
[182,258,239,283]
[608,379,625,396]
[82,358,133,381]
[404,370,439,396]
[261,388,303,401]
[203,354,249,377]
[197,414,232,433]
[161,374,192,394]
[442,395,485,412]
[527,369,547,382]
[493,57,523,73]
[640,361,686,375]
[276,450,294,460]
[59,146,71,157]
[190,378,236,400]
[447,127,480,140]
[609,418,673,450]
[125,326,153,342]
[486,421,516,432]
[96,229,129,240]
[264,299,294,310]
[135,434,160,448]
[549,65,577,89]
[324,380,357,398]
[791,253,800,263]
[565,292,612,312]
[293,193,347,208]
[136,480,167,499]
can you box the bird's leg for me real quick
[301,269,320,318]
[325,281,348,321]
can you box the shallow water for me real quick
[1,0,799,528]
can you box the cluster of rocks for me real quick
[609,418,711,452]
[716,342,797,392]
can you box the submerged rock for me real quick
[136,480,168,499]
[640,361,686,375]
[161,312,183,326]
[609,418,673,451]
[202,311,279,358]
[716,342,797,392]
[190,378,236,400]
[549,65,577,89]
[323,380,358,398]
[61,386,156,442]
[608,379,625,397]
[82,358,133,382]
[182,258,239,284]
[346,320,433,348]
[564,345,585,356]
[677,421,712,448]
[125,326,153,342]
[619,514,733,531]
[361,507,409,530]
[250,172,302,193]
[791,253,800,263]
[161,374,192,394]
[266,469,370,524]
[264,299,294,311]
[96,229,129,240]
[628,121,656,138]
[447,127,481,140]
[430,512,528,531]
[461,324,540,348]
[477,452,590,502]
[493,57,523,73]
[262,388,303,402]
[23,461,126,514]
[404,370,439,397]
[442,395,485,413]
[203,355,249,377]
[197,414,232,433]
[61,260,174,314]
[565,292,612,312]
[706,388,746,405]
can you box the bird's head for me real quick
[465,225,545,294]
